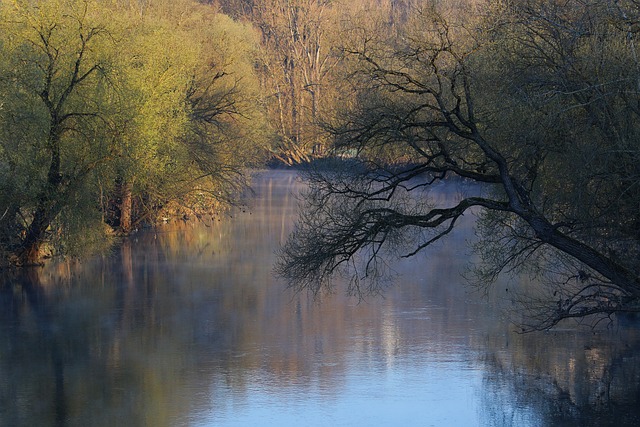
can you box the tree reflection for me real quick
[0,172,308,426]
[1,171,639,426]
[0,270,67,427]
[480,329,640,426]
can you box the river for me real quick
[0,170,639,426]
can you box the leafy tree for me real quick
[107,0,269,232]
[0,0,122,264]
[181,11,269,206]
[276,0,640,330]
[0,0,269,263]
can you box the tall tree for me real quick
[0,0,269,263]
[0,0,121,263]
[234,0,342,164]
[107,0,268,231]
[276,0,640,330]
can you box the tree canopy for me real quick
[276,0,640,330]
[0,0,269,265]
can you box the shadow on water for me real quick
[0,269,67,427]
[0,170,639,426]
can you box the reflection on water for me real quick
[0,170,639,426]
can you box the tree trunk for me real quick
[18,204,55,265]
[17,137,63,265]
[120,181,133,234]
[526,214,640,296]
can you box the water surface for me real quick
[1,170,639,426]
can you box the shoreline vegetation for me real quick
[0,156,451,268]
[2,0,640,328]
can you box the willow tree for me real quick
[107,0,269,232]
[0,0,269,263]
[0,0,122,264]
[180,11,269,207]
[276,0,640,330]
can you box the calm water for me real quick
[1,170,639,426]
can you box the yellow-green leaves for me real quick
[0,0,269,262]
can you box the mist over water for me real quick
[1,170,639,426]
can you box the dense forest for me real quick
[1,0,640,328]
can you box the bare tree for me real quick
[276,0,640,330]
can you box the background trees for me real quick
[247,0,343,164]
[213,0,425,165]
[276,0,640,329]
[0,0,268,265]
[218,0,364,165]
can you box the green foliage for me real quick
[0,0,269,263]
[108,0,269,222]
[0,0,120,260]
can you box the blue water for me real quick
[0,170,638,427]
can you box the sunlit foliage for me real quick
[0,0,268,264]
